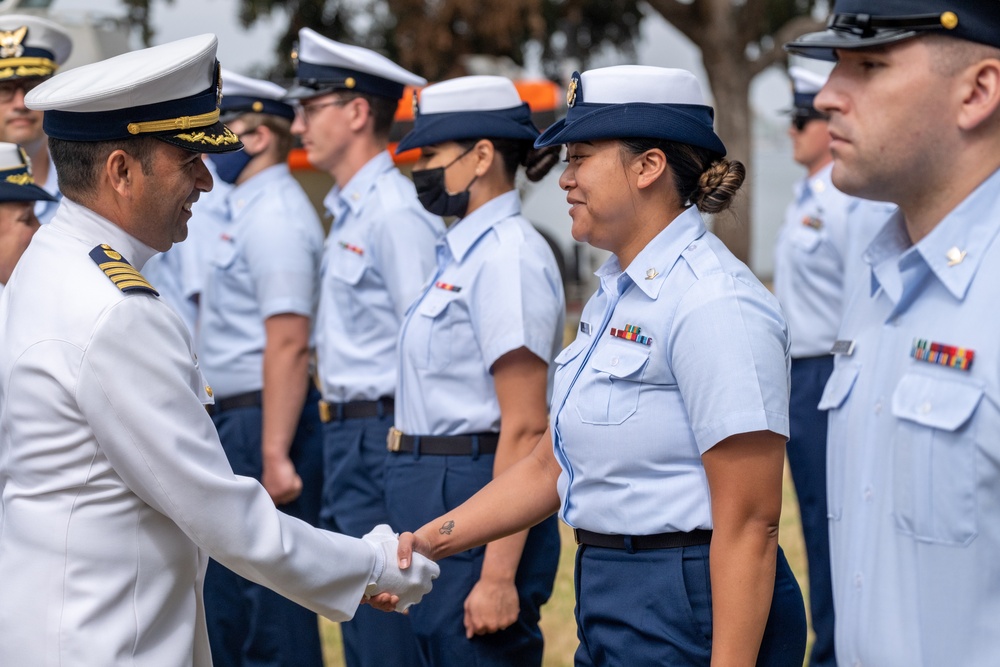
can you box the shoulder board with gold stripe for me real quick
[88,244,159,297]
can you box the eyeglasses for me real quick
[294,98,351,123]
[0,78,43,104]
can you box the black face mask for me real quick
[412,147,478,218]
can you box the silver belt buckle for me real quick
[387,427,403,452]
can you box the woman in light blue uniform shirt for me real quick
[395,65,807,666]
[384,76,565,666]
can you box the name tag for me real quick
[831,340,855,356]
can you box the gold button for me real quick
[205,385,214,398]
[940,12,959,30]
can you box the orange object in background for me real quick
[288,79,563,170]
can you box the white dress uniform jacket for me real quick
[0,199,376,667]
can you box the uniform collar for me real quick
[596,206,706,299]
[323,150,394,223]
[49,197,159,271]
[443,190,520,262]
[794,162,835,206]
[225,163,289,220]
[867,166,1000,304]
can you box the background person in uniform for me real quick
[786,2,1000,665]
[0,14,70,224]
[286,28,442,667]
[398,65,808,667]
[0,141,55,297]
[195,69,327,667]
[0,34,438,666]
[772,65,846,667]
[385,75,564,667]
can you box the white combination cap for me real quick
[0,14,72,80]
[0,142,55,202]
[25,34,242,154]
[396,75,537,152]
[287,27,426,101]
[535,65,725,155]
[788,66,830,118]
[220,68,293,121]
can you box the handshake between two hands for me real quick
[361,524,437,613]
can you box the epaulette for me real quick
[89,244,159,297]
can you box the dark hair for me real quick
[619,138,746,214]
[334,91,398,141]
[456,137,561,183]
[49,136,159,203]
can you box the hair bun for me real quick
[693,159,745,214]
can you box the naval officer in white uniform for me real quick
[0,33,438,667]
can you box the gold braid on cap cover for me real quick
[126,108,221,135]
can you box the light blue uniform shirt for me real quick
[819,168,1000,667]
[35,154,61,225]
[197,164,323,398]
[315,151,443,403]
[395,190,564,435]
[552,207,790,536]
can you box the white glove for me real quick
[362,524,440,612]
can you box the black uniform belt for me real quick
[206,390,262,416]
[386,427,499,456]
[573,528,712,551]
[318,398,394,423]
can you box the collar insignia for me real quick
[946,246,967,267]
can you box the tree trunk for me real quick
[702,46,753,264]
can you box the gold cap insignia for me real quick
[0,26,27,59]
[940,12,959,30]
[566,75,579,108]
[345,77,356,89]
[5,173,33,186]
[252,100,264,112]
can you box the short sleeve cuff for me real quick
[481,332,553,371]
[693,410,789,454]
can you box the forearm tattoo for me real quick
[439,520,455,535]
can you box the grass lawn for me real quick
[319,461,813,666]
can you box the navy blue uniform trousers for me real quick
[320,412,422,667]
[385,449,560,667]
[787,355,836,667]
[574,543,806,666]
[204,387,324,667]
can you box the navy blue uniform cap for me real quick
[786,0,1000,61]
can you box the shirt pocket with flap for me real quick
[408,290,461,370]
[890,373,983,546]
[574,343,651,426]
[327,249,372,334]
[818,363,861,520]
